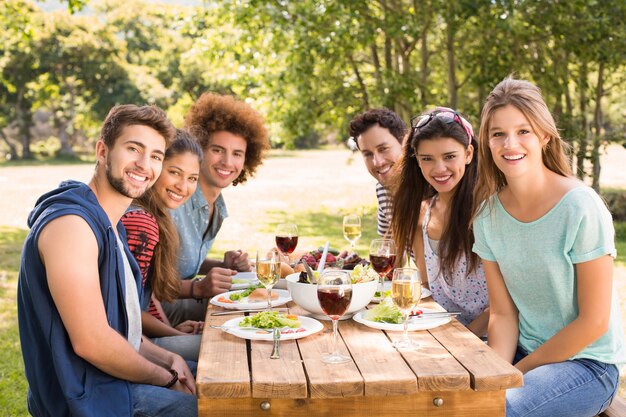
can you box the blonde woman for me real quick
[472,77,625,417]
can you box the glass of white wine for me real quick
[255,250,281,311]
[342,214,362,250]
[391,267,422,349]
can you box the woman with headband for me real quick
[390,107,489,336]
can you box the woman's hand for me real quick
[175,320,204,334]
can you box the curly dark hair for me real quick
[184,93,270,186]
[348,108,407,148]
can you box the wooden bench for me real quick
[599,396,626,417]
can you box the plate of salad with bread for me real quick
[219,311,324,341]
[209,286,292,310]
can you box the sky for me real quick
[36,0,201,13]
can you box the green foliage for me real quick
[603,189,626,222]
[0,0,625,178]
[0,227,28,417]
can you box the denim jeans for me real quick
[131,361,198,417]
[152,334,201,361]
[507,346,619,417]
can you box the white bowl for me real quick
[285,272,378,320]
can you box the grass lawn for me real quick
[2,219,626,415]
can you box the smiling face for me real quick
[488,105,548,181]
[154,151,200,209]
[104,124,166,199]
[357,125,403,187]
[415,137,473,196]
[199,131,247,193]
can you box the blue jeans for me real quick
[152,334,201,361]
[131,361,198,417]
[507,346,619,417]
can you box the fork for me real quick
[270,328,281,359]
[207,325,272,333]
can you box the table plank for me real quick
[197,312,251,399]
[341,318,418,396]
[289,304,364,399]
[387,327,471,391]
[198,389,505,417]
[250,337,308,399]
[429,320,524,390]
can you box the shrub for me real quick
[602,189,626,222]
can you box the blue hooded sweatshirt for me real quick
[17,180,142,416]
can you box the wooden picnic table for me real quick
[197,297,523,416]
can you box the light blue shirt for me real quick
[171,187,228,280]
[473,186,625,365]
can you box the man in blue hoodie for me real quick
[17,105,197,416]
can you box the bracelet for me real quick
[161,369,178,389]
[189,279,196,299]
[190,279,203,302]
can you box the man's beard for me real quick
[105,159,148,199]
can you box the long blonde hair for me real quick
[472,77,572,216]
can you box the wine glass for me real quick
[255,250,281,311]
[317,270,353,364]
[342,214,362,250]
[391,267,422,349]
[369,238,397,294]
[275,223,298,265]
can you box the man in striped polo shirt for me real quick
[349,108,407,237]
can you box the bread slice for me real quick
[247,288,279,302]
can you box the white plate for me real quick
[220,316,323,341]
[230,271,259,290]
[371,281,432,303]
[210,289,291,310]
[353,307,450,331]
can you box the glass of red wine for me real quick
[317,270,352,364]
[369,238,397,297]
[275,223,298,265]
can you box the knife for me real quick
[317,241,330,273]
[302,259,317,284]
[409,311,461,318]
[211,308,288,316]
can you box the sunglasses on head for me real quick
[410,107,473,144]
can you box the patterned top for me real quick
[422,196,488,326]
[376,182,392,237]
[121,209,164,322]
[171,187,229,280]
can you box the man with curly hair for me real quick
[164,92,270,325]
[349,108,407,237]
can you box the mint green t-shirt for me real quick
[473,186,625,365]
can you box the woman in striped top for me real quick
[122,130,204,361]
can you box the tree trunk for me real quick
[349,55,370,109]
[445,15,457,108]
[591,61,604,192]
[16,90,33,159]
[575,62,588,180]
[563,65,574,171]
[370,44,384,97]
[419,24,430,108]
[0,129,19,160]
[57,81,77,158]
